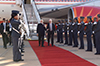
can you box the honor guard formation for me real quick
[1,10,100,63]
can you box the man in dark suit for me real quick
[93,14,100,55]
[37,19,46,47]
[0,18,9,49]
[59,20,63,43]
[47,19,55,46]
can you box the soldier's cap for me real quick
[65,19,68,22]
[58,20,61,22]
[87,16,92,19]
[97,14,100,18]
[80,16,84,19]
[94,17,97,20]
[61,20,64,22]
[74,17,78,20]
[69,18,73,21]
[3,18,5,21]
[12,10,19,14]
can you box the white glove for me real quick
[94,22,97,25]
[4,29,6,33]
[85,23,88,25]
[92,31,94,34]
[78,31,80,33]
[71,30,73,32]
[9,28,12,31]
[78,23,81,25]
[84,32,86,34]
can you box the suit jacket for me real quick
[37,23,46,36]
[47,23,55,32]
[10,18,21,37]
[0,23,8,34]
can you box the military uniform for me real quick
[94,14,100,55]
[10,10,23,62]
[72,20,78,47]
[56,21,60,43]
[85,16,92,51]
[68,20,73,46]
[64,19,68,44]
[79,17,85,49]
[59,22,63,43]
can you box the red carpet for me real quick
[29,41,97,66]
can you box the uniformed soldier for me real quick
[68,18,73,46]
[10,10,24,62]
[78,16,85,49]
[59,20,63,43]
[85,16,93,52]
[72,17,79,47]
[93,14,100,55]
[56,20,60,43]
[64,19,68,45]
[92,17,97,48]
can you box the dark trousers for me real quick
[57,31,60,42]
[38,34,44,46]
[86,33,92,51]
[59,31,63,43]
[95,33,100,53]
[48,31,54,46]
[69,31,72,45]
[65,31,68,44]
[2,33,8,48]
[93,34,96,48]
[73,31,78,46]
[79,32,84,48]
[11,35,21,61]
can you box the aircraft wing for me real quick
[39,0,99,19]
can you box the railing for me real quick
[21,0,30,37]
[34,0,93,2]
[31,0,40,23]
[0,0,16,1]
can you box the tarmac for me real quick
[0,36,100,66]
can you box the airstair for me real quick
[17,0,40,40]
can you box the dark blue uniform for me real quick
[94,20,100,54]
[79,21,85,49]
[11,18,22,61]
[68,22,73,45]
[85,22,92,51]
[72,22,78,47]
[56,24,60,42]
[59,23,63,43]
[64,23,68,44]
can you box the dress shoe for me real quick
[13,60,19,62]
[68,44,72,46]
[19,59,24,61]
[95,53,100,55]
[21,54,24,56]
[86,50,92,52]
[79,47,84,49]
[73,45,78,47]
[48,44,50,46]
[56,41,59,43]
[42,46,45,47]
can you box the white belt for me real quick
[12,27,20,34]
